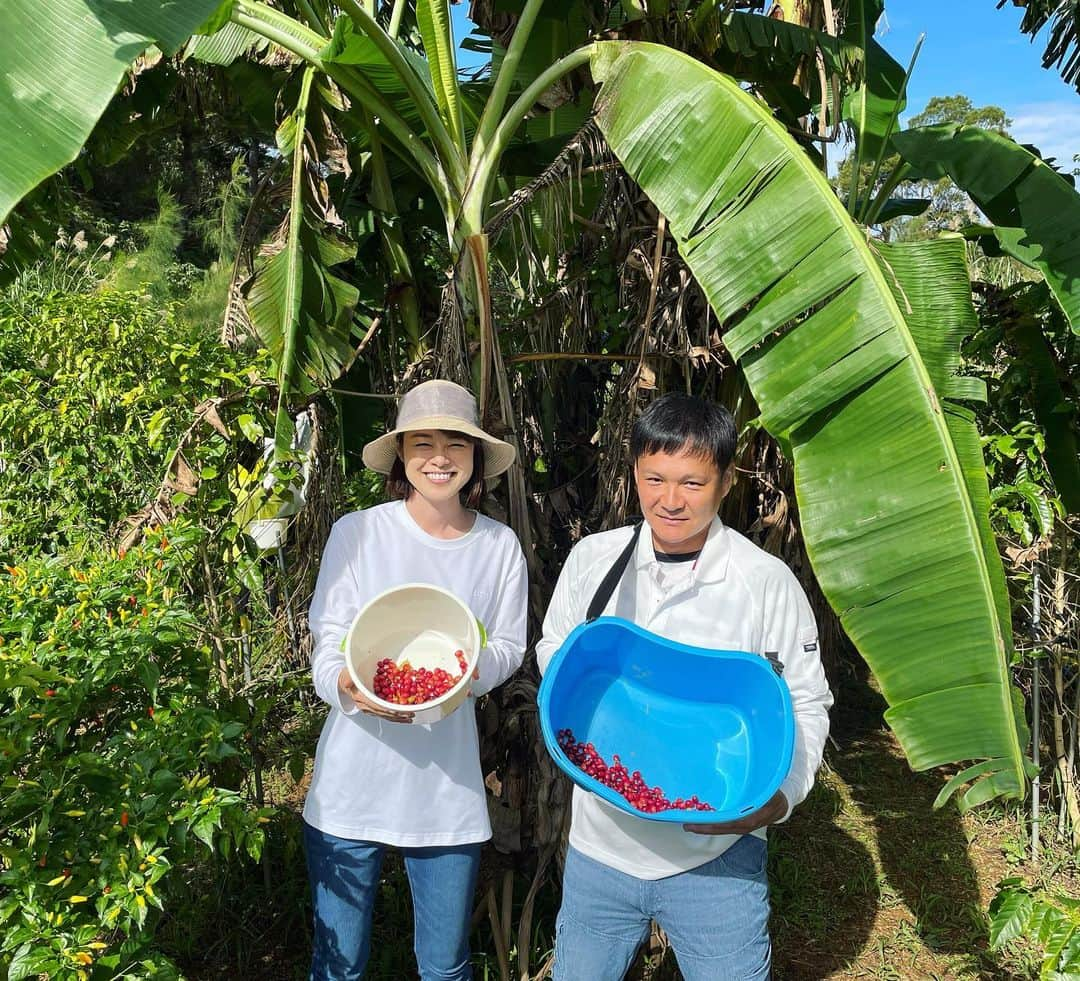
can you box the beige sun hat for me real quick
[362,380,517,479]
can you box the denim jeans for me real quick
[303,820,482,981]
[553,836,771,981]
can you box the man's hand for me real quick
[683,789,788,836]
[337,667,414,723]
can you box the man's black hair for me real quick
[630,394,737,472]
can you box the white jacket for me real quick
[536,517,833,879]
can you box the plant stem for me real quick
[389,0,407,38]
[472,0,547,160]
[864,160,912,226]
[295,0,327,33]
[464,45,594,233]
[234,0,326,54]
[232,0,324,52]
[231,3,453,218]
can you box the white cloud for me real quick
[1009,101,1080,171]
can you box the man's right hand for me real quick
[337,667,415,723]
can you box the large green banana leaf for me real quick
[891,124,1080,332]
[590,41,1030,808]
[0,0,223,227]
[244,69,361,458]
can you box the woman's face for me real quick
[400,430,476,505]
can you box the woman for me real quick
[303,379,528,980]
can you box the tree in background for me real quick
[835,93,1013,238]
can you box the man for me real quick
[537,393,833,981]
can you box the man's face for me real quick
[633,447,734,554]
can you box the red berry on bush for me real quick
[44,689,56,697]
[120,811,129,827]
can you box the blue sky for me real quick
[883,1,1078,167]
[450,2,1078,168]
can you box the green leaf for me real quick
[0,0,224,225]
[185,21,266,66]
[1043,918,1080,977]
[701,9,862,80]
[192,805,222,849]
[236,414,264,442]
[242,68,361,460]
[842,1,906,171]
[7,942,37,981]
[195,0,236,36]
[892,124,1080,331]
[136,659,161,701]
[416,0,466,152]
[989,885,1035,948]
[876,197,931,222]
[591,41,1028,807]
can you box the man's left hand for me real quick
[683,789,788,836]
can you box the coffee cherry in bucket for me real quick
[556,728,715,814]
[373,649,470,705]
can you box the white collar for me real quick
[633,515,732,584]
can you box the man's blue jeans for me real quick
[303,820,482,981]
[553,835,772,981]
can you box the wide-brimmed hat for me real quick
[362,380,517,479]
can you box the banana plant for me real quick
[588,40,1034,809]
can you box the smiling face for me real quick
[399,429,477,506]
[633,446,734,554]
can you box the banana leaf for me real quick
[243,69,362,458]
[416,0,467,152]
[891,124,1080,332]
[185,21,267,65]
[590,41,1030,807]
[842,0,906,163]
[0,0,223,226]
[697,8,863,82]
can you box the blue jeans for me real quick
[303,820,482,981]
[553,836,772,981]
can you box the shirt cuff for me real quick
[337,686,361,716]
[774,778,799,824]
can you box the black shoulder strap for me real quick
[585,523,644,623]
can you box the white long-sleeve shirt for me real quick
[536,517,833,879]
[303,500,528,846]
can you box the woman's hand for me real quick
[337,667,415,723]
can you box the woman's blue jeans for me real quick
[553,835,772,981]
[303,820,482,981]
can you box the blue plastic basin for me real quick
[538,617,795,824]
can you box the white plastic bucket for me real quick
[345,583,481,725]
